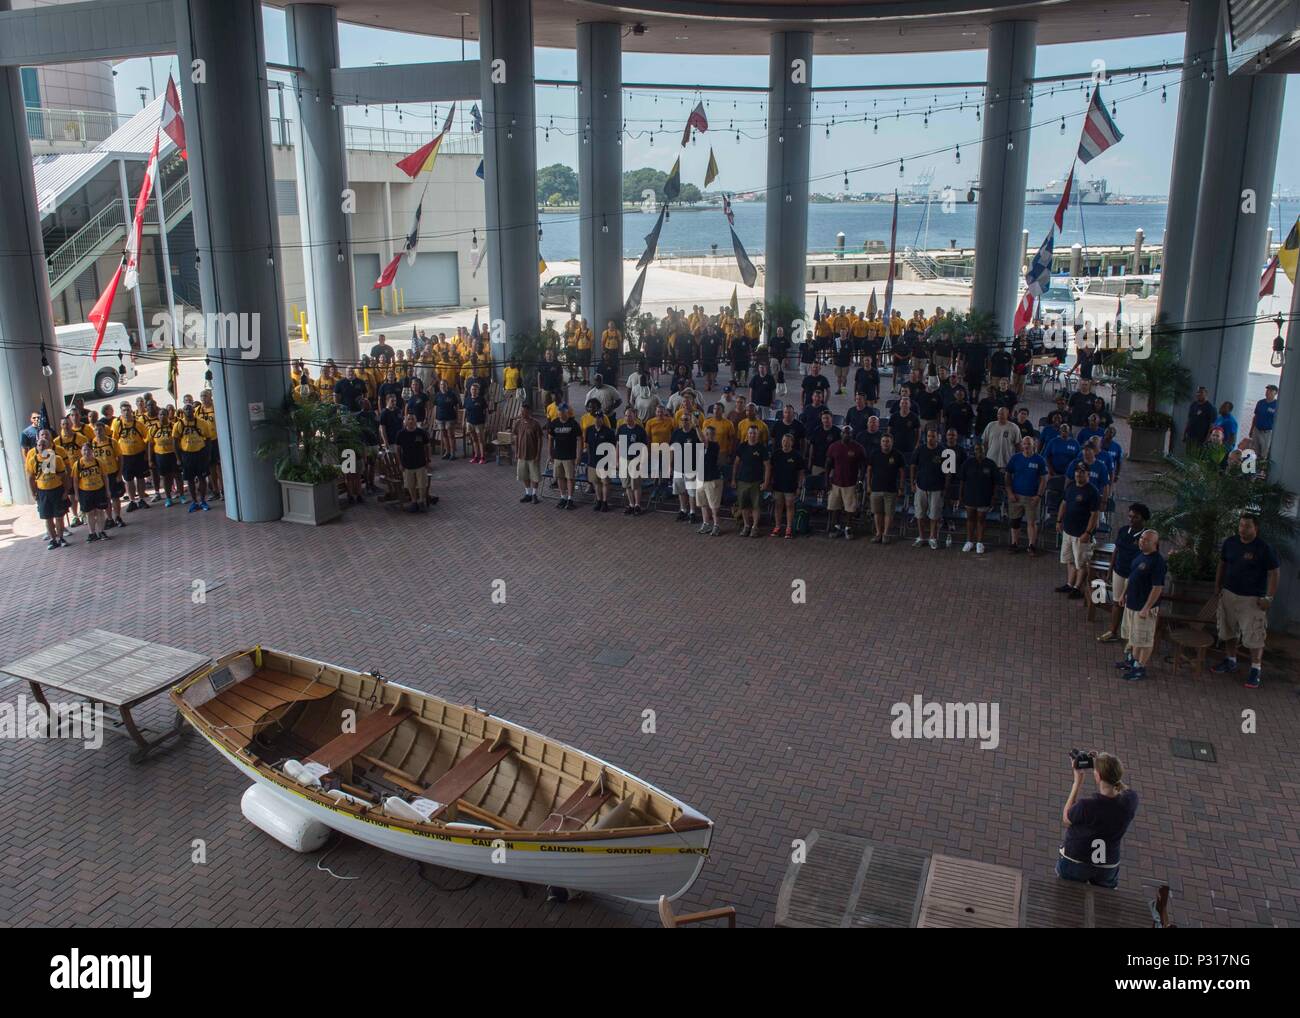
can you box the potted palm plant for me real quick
[1146,447,1297,593]
[256,398,363,525]
[1111,324,1192,462]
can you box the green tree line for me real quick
[537,163,702,206]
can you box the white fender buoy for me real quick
[241,784,330,853]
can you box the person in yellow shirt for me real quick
[573,321,593,385]
[197,389,223,501]
[601,319,622,380]
[53,418,89,526]
[831,308,851,335]
[736,405,769,446]
[173,405,215,511]
[645,404,674,448]
[27,434,70,548]
[504,359,523,395]
[151,407,182,506]
[91,420,126,529]
[112,406,151,513]
[703,405,736,464]
[72,443,111,542]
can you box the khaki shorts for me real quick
[402,466,427,493]
[914,488,943,520]
[1111,572,1128,607]
[869,491,896,515]
[1060,532,1094,569]
[735,481,762,510]
[1217,589,1268,649]
[1007,495,1040,521]
[699,478,723,509]
[516,458,540,484]
[1121,605,1159,649]
[828,484,859,513]
[553,459,575,481]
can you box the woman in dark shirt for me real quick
[432,380,459,461]
[1058,752,1138,889]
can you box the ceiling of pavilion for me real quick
[265,1,1191,56]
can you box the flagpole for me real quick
[117,158,149,353]
[154,155,179,350]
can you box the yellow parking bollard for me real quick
[299,311,309,345]
[362,304,370,335]
[290,303,299,326]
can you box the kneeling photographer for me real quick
[1057,750,1138,889]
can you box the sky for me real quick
[111,8,1300,200]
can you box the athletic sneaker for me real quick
[104,518,117,529]
[677,511,689,522]
[1244,673,1261,689]
[740,526,751,537]
[164,498,173,508]
[1210,659,1238,674]
[199,501,210,511]
[770,527,781,537]
[961,541,974,552]
[126,501,138,513]
[975,543,986,554]
[784,527,793,540]
[1054,583,1074,593]
[929,538,939,550]
[188,503,200,513]
[750,526,761,538]
[137,499,150,509]
[522,494,534,503]
[844,528,854,540]
[556,498,567,509]
[1096,631,1120,643]
[593,501,603,512]
[46,540,58,551]
[1122,667,1148,682]
[1067,587,1083,599]
[87,533,99,542]
[1115,657,1136,670]
[698,523,710,534]
[913,537,924,547]
[710,525,721,536]
[564,500,575,510]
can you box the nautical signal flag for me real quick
[663,157,681,201]
[475,159,484,180]
[396,134,445,177]
[1077,86,1123,164]
[866,288,877,320]
[539,257,547,275]
[624,266,648,320]
[1260,255,1279,298]
[729,285,738,317]
[374,253,402,290]
[469,103,482,134]
[730,226,756,288]
[681,100,708,146]
[1279,217,1299,283]
[161,76,186,158]
[637,205,666,271]
[88,258,126,360]
[722,193,735,226]
[704,148,719,188]
[403,201,423,266]
[167,348,180,404]
[124,133,160,291]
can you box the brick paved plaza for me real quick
[1,375,1297,929]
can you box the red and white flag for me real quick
[721,194,735,227]
[88,259,126,361]
[1260,254,1279,298]
[374,253,402,290]
[1077,87,1123,164]
[124,133,160,291]
[681,100,708,146]
[1012,291,1036,337]
[1052,168,1074,231]
[161,76,186,158]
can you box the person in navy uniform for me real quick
[1183,386,1216,449]
[1212,512,1281,689]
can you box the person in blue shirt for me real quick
[1212,401,1238,450]
[1005,435,1048,555]
[1038,410,1065,453]
[1099,503,1151,644]
[1097,426,1123,484]
[1044,425,1081,477]
[1212,512,1281,689]
[1067,445,1111,500]
[1250,384,1278,462]
[1117,529,1168,681]
[1076,413,1106,449]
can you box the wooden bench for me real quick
[195,668,335,751]
[422,738,512,818]
[1162,592,1221,674]
[539,779,613,832]
[306,706,413,770]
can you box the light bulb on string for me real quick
[1161,85,1167,103]
[954,145,961,164]
[266,246,274,267]
[41,349,53,378]
[471,229,477,251]
[336,242,344,263]
[1060,117,1066,134]
[602,214,609,234]
[1006,139,1014,151]
[784,189,792,204]
[898,158,904,177]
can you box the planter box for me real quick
[1112,387,1133,418]
[279,478,341,525]
[1128,425,1169,463]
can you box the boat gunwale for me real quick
[172,646,713,846]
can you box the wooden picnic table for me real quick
[0,629,211,763]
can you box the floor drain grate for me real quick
[1171,738,1216,762]
[593,648,634,668]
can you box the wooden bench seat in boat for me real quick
[539,779,613,832]
[306,707,414,770]
[195,669,335,750]
[421,739,512,817]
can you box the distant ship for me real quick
[1027,178,1110,205]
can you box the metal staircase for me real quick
[901,245,941,281]
[44,175,191,300]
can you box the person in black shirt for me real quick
[770,405,806,455]
[750,361,777,409]
[432,380,459,461]
[913,384,941,432]
[943,387,974,439]
[910,428,947,548]
[393,413,433,512]
[1212,513,1282,687]
[696,428,724,534]
[832,330,854,395]
[866,434,906,543]
[854,355,881,402]
[1058,751,1138,889]
[1099,503,1150,644]
[378,394,405,448]
[799,390,829,433]
[585,412,616,511]
[957,337,988,392]
[405,377,430,427]
[378,368,405,410]
[801,362,831,406]
[670,421,703,523]
[1011,336,1033,396]
[1183,386,1216,450]
[941,428,967,516]
[989,343,1013,382]
[887,396,920,456]
[617,411,649,515]
[698,331,720,392]
[537,348,564,404]
[463,381,488,464]
[1055,464,1101,598]
[806,410,841,477]
[975,384,999,436]
[844,393,879,437]
[958,441,999,554]
[333,368,363,412]
[732,426,769,537]
[1117,528,1167,680]
[1067,379,1098,427]
[767,432,804,538]
[351,397,381,499]
[547,406,582,509]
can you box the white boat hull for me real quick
[204,731,712,904]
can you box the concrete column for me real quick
[577,22,623,336]
[764,31,813,319]
[1267,277,1300,633]
[1132,228,1144,274]
[287,3,357,366]
[1020,229,1029,272]
[1156,0,1219,331]
[970,20,1036,336]
[1177,31,1285,438]
[0,0,62,505]
[1070,243,1082,277]
[174,0,290,522]
[480,0,540,369]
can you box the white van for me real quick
[55,322,138,401]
